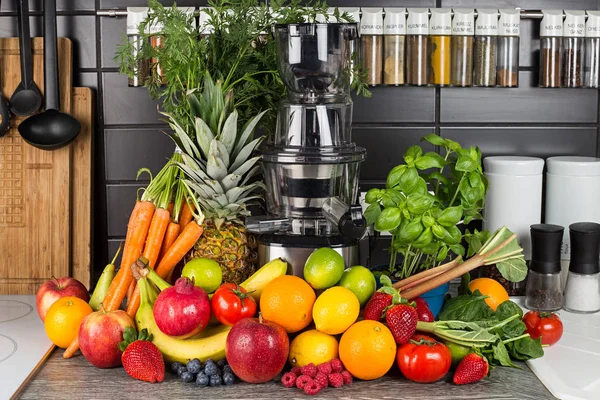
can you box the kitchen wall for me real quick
[1,0,600,284]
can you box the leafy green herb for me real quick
[437,291,494,322]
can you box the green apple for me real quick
[181,258,223,294]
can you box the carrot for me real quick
[126,280,135,304]
[179,201,194,230]
[155,220,204,279]
[158,221,181,263]
[102,200,155,312]
[63,335,79,359]
[167,202,175,216]
[125,207,171,318]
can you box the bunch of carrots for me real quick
[64,151,204,358]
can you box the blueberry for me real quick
[180,371,194,383]
[204,363,218,376]
[205,359,215,365]
[222,365,232,374]
[196,372,209,387]
[171,362,184,374]
[223,373,235,385]
[186,359,202,374]
[210,374,223,386]
[217,359,227,368]
[176,366,187,377]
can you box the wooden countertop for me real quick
[19,349,556,399]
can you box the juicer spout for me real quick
[322,197,367,240]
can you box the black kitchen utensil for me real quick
[18,0,80,150]
[0,60,10,136]
[10,0,42,117]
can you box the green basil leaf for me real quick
[432,224,446,239]
[456,156,478,173]
[381,190,404,207]
[495,257,528,282]
[400,219,424,243]
[426,171,450,186]
[469,171,483,188]
[374,207,402,232]
[444,225,462,245]
[437,206,463,227]
[365,188,381,204]
[415,152,446,170]
[403,145,423,164]
[422,134,446,146]
[364,203,382,226]
[445,139,462,152]
[402,207,411,220]
[438,293,494,322]
[436,245,449,262]
[421,241,441,255]
[412,227,433,248]
[386,165,406,188]
[412,178,429,195]
[450,243,465,257]
[407,193,435,215]
[399,167,419,194]
[422,215,436,228]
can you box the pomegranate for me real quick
[153,277,211,339]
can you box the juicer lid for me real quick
[261,145,366,164]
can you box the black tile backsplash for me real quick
[2,1,600,284]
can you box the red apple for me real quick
[78,307,135,368]
[225,316,289,383]
[36,277,89,321]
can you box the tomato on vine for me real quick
[211,283,257,326]
[396,334,452,383]
[523,311,563,346]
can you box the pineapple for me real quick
[165,74,267,283]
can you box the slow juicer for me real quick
[246,23,367,276]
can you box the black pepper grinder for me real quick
[525,224,564,311]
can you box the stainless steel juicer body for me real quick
[247,23,366,272]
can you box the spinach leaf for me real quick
[491,341,519,368]
[508,337,544,361]
[438,292,494,322]
[492,300,526,339]
[495,300,524,320]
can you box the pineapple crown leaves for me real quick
[118,327,152,352]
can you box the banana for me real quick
[136,277,232,364]
[240,257,289,302]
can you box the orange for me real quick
[259,275,316,333]
[44,296,93,348]
[339,320,396,380]
[468,277,510,311]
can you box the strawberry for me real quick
[119,327,165,383]
[385,302,418,345]
[363,275,398,321]
[453,353,489,385]
[413,296,435,322]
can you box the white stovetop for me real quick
[0,295,54,400]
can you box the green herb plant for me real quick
[115,0,370,135]
[364,134,489,279]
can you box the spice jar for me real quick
[383,8,406,86]
[428,8,451,86]
[539,10,563,88]
[525,224,564,312]
[406,8,429,86]
[360,8,384,86]
[148,15,166,85]
[450,8,475,87]
[562,10,585,88]
[473,9,498,87]
[126,7,149,87]
[563,222,600,314]
[585,11,600,88]
[496,9,520,87]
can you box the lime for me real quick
[338,266,376,306]
[181,258,223,293]
[303,248,345,290]
[443,340,472,366]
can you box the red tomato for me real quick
[211,283,257,326]
[523,311,563,346]
[396,334,452,383]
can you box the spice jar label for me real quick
[586,11,600,38]
[361,7,384,35]
[452,8,475,35]
[540,10,564,37]
[564,10,586,38]
[498,9,520,36]
[406,8,429,35]
[383,7,406,35]
[475,9,499,36]
[126,7,149,34]
[430,8,452,36]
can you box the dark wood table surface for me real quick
[19,349,556,399]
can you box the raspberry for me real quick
[330,358,344,373]
[328,372,344,388]
[290,367,302,377]
[314,372,328,388]
[303,381,321,396]
[281,372,296,388]
[341,370,353,385]
[300,363,317,378]
[295,375,312,390]
[317,362,332,375]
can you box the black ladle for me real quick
[10,0,42,117]
[18,0,80,150]
[0,61,10,136]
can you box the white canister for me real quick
[545,156,600,288]
[483,156,545,260]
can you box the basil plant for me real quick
[364,135,489,279]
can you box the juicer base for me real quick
[257,236,359,278]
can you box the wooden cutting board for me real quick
[0,38,77,294]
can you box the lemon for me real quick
[288,329,339,367]
[182,258,223,293]
[338,265,376,306]
[313,286,360,335]
[303,248,345,290]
